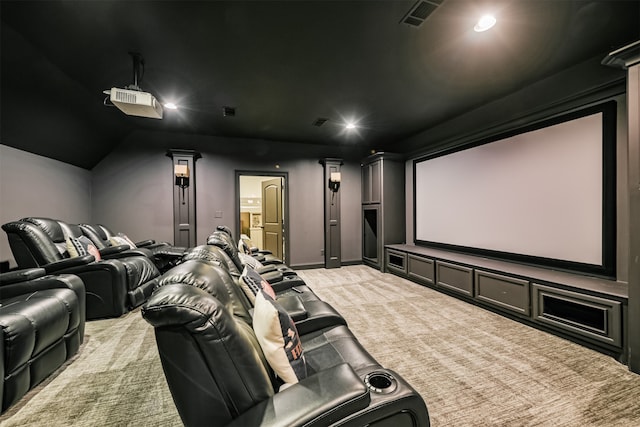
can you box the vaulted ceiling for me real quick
[2,0,639,169]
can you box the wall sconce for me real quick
[328,172,341,192]
[175,164,190,203]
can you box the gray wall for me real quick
[91,130,366,268]
[0,144,92,267]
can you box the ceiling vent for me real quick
[401,0,443,27]
[312,117,328,127]
[222,106,236,117]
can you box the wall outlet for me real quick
[215,211,223,218]
[320,249,324,256]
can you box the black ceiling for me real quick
[2,0,639,169]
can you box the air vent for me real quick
[222,106,236,117]
[312,117,328,127]
[115,91,137,103]
[401,0,442,27]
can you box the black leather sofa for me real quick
[0,268,85,413]
[142,246,430,426]
[2,218,160,319]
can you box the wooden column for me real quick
[320,158,343,269]
[167,149,201,247]
[603,40,640,373]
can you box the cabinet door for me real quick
[369,160,381,203]
[362,163,371,203]
[362,161,382,204]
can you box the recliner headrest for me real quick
[216,225,234,239]
[1,221,65,265]
[184,244,241,275]
[207,232,243,271]
[78,224,108,249]
[21,217,65,243]
[57,221,84,240]
[97,224,115,239]
[156,260,252,323]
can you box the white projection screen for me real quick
[414,102,616,277]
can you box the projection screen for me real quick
[414,102,616,277]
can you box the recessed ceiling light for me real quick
[474,14,496,32]
[345,122,357,130]
[164,102,178,110]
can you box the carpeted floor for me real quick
[0,307,181,426]
[2,265,639,426]
[297,266,640,427]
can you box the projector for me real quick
[108,87,163,119]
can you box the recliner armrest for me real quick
[135,239,156,247]
[260,257,284,266]
[99,244,130,257]
[43,255,95,274]
[225,363,370,427]
[255,265,277,274]
[0,273,85,302]
[260,270,284,284]
[0,267,47,285]
[250,247,273,256]
[101,247,153,260]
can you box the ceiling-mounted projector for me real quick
[103,52,163,119]
[108,87,163,119]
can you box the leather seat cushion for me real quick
[300,325,381,377]
[0,288,79,373]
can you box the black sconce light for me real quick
[328,172,341,192]
[175,164,190,204]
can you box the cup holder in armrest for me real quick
[364,371,397,394]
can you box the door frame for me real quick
[235,170,290,265]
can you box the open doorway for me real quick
[236,172,288,264]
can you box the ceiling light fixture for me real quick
[474,14,496,32]
[164,102,178,110]
[345,122,357,130]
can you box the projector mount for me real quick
[125,51,144,92]
[103,52,163,119]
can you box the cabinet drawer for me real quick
[532,284,622,348]
[408,255,434,285]
[436,261,473,296]
[386,249,407,274]
[475,270,530,316]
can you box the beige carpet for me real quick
[0,308,181,426]
[297,266,640,427]
[2,265,639,426]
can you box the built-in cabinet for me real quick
[361,153,405,270]
[385,244,628,359]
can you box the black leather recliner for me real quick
[0,268,85,413]
[154,256,346,335]
[89,224,186,271]
[79,223,186,272]
[142,281,430,427]
[2,218,159,319]
[214,225,286,266]
[206,230,305,290]
[184,244,316,301]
